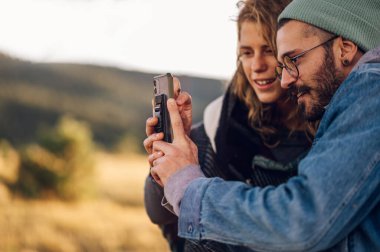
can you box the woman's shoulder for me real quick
[203,95,224,151]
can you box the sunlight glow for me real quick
[0,0,238,79]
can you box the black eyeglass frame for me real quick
[275,35,339,80]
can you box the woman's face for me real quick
[238,21,284,104]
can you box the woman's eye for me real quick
[264,49,274,55]
[239,50,252,59]
[243,51,252,56]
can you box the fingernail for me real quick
[168,98,175,105]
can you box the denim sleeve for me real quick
[177,64,380,251]
[164,164,205,215]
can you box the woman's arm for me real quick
[144,175,177,224]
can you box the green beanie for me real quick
[278,0,380,52]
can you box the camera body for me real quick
[153,73,174,143]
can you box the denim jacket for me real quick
[165,46,380,251]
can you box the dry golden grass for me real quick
[95,152,149,207]
[0,152,169,252]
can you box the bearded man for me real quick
[149,0,380,251]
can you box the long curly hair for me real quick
[231,0,315,146]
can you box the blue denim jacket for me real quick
[166,46,380,251]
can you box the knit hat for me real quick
[278,0,380,52]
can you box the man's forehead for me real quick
[276,20,316,59]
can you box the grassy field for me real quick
[0,152,169,252]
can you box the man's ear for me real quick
[337,37,360,66]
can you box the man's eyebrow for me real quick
[278,49,297,61]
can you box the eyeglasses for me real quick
[275,35,339,81]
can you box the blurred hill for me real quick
[0,52,226,151]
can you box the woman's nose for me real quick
[250,55,267,73]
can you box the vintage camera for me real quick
[153,73,175,142]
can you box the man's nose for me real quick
[280,70,297,89]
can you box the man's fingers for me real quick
[173,77,182,98]
[177,92,192,106]
[175,92,192,136]
[143,138,152,154]
[148,151,164,167]
[167,98,186,142]
[146,117,158,136]
[143,133,164,154]
[176,92,192,106]
[150,166,164,187]
[152,140,173,155]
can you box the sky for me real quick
[0,0,239,79]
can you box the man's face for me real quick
[276,21,344,121]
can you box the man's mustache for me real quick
[287,84,312,101]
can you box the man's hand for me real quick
[150,98,199,187]
[143,78,193,167]
[173,77,193,135]
[176,91,192,135]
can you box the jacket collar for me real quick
[353,45,380,71]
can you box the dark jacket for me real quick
[144,87,312,251]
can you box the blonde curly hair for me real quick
[230,0,315,146]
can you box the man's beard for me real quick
[288,48,344,122]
